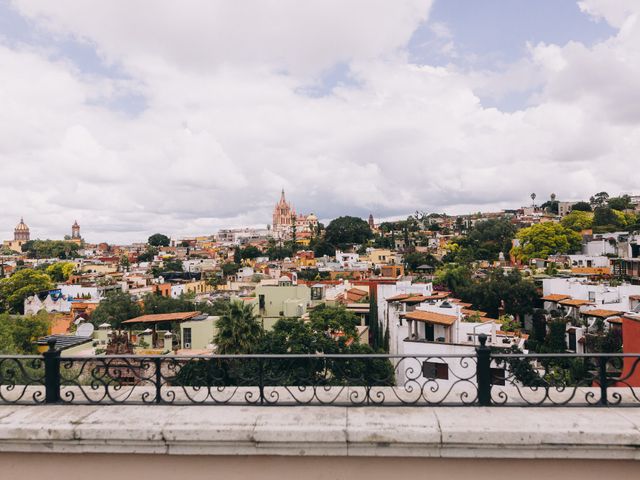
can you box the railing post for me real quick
[44,338,61,404]
[598,356,608,406]
[154,357,162,404]
[476,333,492,406]
[258,357,265,405]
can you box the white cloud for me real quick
[0,1,639,243]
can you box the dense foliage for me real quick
[0,311,49,354]
[511,223,582,262]
[90,291,142,328]
[324,216,372,249]
[148,233,170,247]
[21,240,80,259]
[560,211,593,231]
[0,269,53,314]
[456,269,538,320]
[45,262,75,282]
[454,218,516,262]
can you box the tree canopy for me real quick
[457,269,538,320]
[90,291,141,328]
[607,195,632,211]
[0,311,49,354]
[148,233,171,247]
[0,269,53,314]
[455,218,516,262]
[21,240,80,259]
[560,211,593,231]
[214,300,262,354]
[511,223,582,263]
[324,216,372,249]
[571,201,592,212]
[45,262,75,282]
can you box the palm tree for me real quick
[214,301,262,354]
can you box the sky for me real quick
[1,0,639,244]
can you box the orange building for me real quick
[619,314,640,387]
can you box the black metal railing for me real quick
[1,335,639,406]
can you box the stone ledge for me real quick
[0,405,638,459]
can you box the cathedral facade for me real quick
[271,190,318,240]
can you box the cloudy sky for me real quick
[1,0,639,243]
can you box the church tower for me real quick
[72,220,81,240]
[272,189,295,233]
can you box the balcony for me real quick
[0,335,639,478]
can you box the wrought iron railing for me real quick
[1,335,639,406]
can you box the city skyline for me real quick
[1,0,639,243]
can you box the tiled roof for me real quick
[581,309,622,319]
[462,309,487,317]
[403,310,457,326]
[541,294,571,302]
[122,311,201,324]
[559,299,593,307]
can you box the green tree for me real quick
[571,201,592,212]
[456,218,516,261]
[324,216,372,249]
[608,195,631,211]
[312,239,335,257]
[511,223,582,263]
[560,211,593,231]
[45,262,75,282]
[590,191,609,208]
[593,206,619,228]
[0,269,53,314]
[22,240,80,259]
[308,304,359,343]
[403,252,441,272]
[148,233,171,247]
[433,264,472,294]
[0,311,49,354]
[240,245,262,260]
[457,269,538,320]
[91,291,141,328]
[137,246,158,262]
[221,262,240,277]
[214,301,262,354]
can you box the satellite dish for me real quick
[76,323,95,337]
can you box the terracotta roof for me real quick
[426,291,451,300]
[451,300,473,308]
[403,310,457,326]
[581,309,621,319]
[462,309,487,317]
[347,288,368,296]
[630,295,640,301]
[559,299,593,307]
[541,294,571,302]
[122,311,201,324]
[399,295,430,304]
[606,317,623,324]
[386,293,410,302]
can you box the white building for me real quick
[377,281,525,389]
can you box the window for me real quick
[422,361,448,380]
[588,291,596,302]
[259,294,265,309]
[183,328,192,347]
